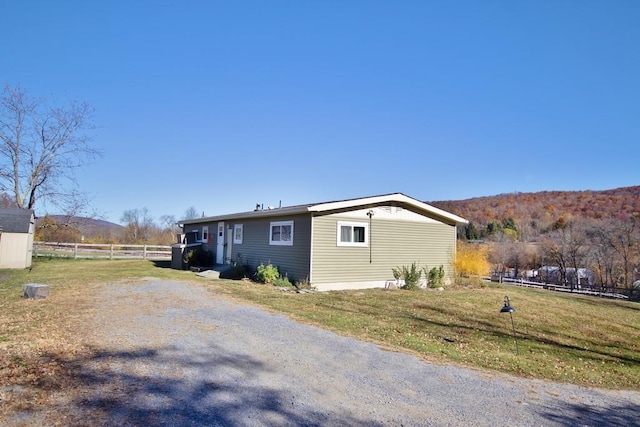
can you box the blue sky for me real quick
[2,1,639,224]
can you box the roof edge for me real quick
[180,193,468,226]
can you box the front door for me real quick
[216,222,224,265]
[226,227,233,263]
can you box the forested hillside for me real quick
[431,186,640,242]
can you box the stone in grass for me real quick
[23,283,50,299]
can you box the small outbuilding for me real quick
[0,208,36,269]
[177,193,468,291]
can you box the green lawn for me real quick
[1,258,639,391]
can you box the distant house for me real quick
[0,208,36,269]
[538,265,594,287]
[176,193,468,291]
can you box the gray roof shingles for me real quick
[0,208,35,233]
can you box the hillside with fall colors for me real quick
[430,185,640,241]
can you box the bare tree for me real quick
[121,208,154,243]
[183,206,199,220]
[0,84,99,210]
[590,221,617,287]
[541,222,590,289]
[608,217,639,287]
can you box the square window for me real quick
[270,220,294,246]
[337,221,368,247]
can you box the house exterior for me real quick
[177,193,468,291]
[0,208,36,269]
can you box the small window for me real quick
[191,229,200,241]
[270,220,294,246]
[337,221,368,247]
[233,224,243,244]
[202,226,209,243]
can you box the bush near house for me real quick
[392,262,423,290]
[426,265,446,288]
[184,248,214,268]
[255,262,279,284]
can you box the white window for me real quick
[233,224,243,244]
[337,221,368,247]
[202,226,209,243]
[191,229,200,241]
[270,220,294,246]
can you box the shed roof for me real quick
[0,208,35,233]
[180,193,468,226]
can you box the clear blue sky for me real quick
[2,1,639,224]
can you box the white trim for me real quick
[269,220,294,246]
[308,193,468,224]
[336,221,368,247]
[201,226,209,243]
[233,224,243,244]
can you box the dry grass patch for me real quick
[0,258,199,425]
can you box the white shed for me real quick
[0,208,35,269]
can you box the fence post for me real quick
[110,244,114,260]
[74,243,78,259]
[143,245,147,260]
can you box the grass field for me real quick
[1,258,639,400]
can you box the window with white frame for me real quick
[233,224,243,244]
[337,221,368,247]
[269,220,294,246]
[202,226,209,243]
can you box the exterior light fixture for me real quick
[500,295,519,354]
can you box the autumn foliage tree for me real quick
[454,242,491,282]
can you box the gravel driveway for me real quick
[46,278,640,426]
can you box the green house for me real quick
[178,193,468,291]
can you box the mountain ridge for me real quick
[429,185,640,239]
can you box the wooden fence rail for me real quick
[33,241,172,260]
[492,275,638,301]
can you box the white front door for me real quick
[216,222,225,265]
[226,227,233,263]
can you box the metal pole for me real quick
[510,312,519,355]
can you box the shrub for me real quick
[455,242,491,279]
[392,262,423,291]
[273,275,293,288]
[294,277,315,291]
[425,265,446,288]
[255,262,279,284]
[220,253,251,280]
[184,247,214,268]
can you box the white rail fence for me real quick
[492,276,632,300]
[33,241,172,260]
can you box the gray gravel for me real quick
[56,279,640,426]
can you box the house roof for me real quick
[180,193,468,226]
[0,208,35,233]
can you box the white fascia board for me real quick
[308,193,469,225]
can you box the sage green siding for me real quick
[310,214,455,284]
[220,214,312,281]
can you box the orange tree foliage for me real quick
[454,242,491,278]
[431,185,640,242]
